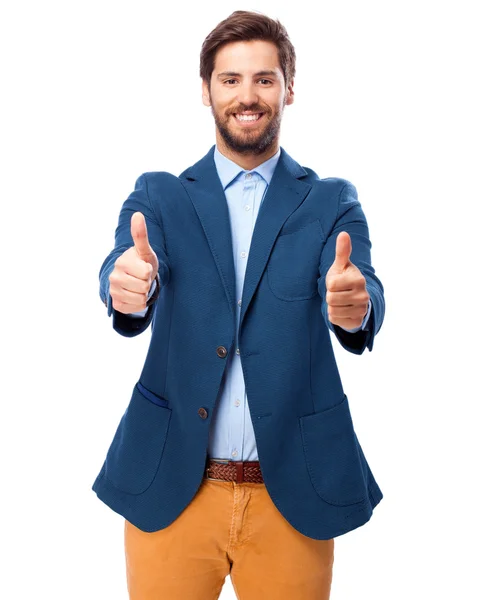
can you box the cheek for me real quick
[266,100,284,116]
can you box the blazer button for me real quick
[216,346,228,358]
[198,407,208,419]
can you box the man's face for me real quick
[202,40,294,155]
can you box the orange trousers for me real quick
[125,475,334,599]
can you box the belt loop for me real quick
[236,461,244,483]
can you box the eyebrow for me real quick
[216,70,279,79]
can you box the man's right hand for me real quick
[108,212,160,314]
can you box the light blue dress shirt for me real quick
[126,145,371,461]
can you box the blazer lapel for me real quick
[179,145,312,331]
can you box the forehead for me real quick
[213,40,281,75]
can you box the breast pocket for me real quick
[105,383,172,495]
[267,219,324,301]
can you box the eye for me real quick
[223,79,273,85]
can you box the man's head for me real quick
[200,10,296,158]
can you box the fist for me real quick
[108,212,159,314]
[325,231,369,329]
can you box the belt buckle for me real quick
[205,467,228,482]
[205,461,245,483]
[205,459,229,481]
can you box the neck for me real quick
[215,135,280,171]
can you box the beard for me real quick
[210,98,285,156]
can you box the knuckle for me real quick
[137,299,147,312]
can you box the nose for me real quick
[236,81,259,108]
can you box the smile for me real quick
[233,113,265,126]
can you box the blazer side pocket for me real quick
[105,383,172,495]
[299,394,368,506]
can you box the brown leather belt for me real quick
[204,458,264,484]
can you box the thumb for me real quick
[333,232,352,272]
[131,212,153,260]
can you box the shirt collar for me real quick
[213,144,281,190]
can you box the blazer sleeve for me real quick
[317,181,385,354]
[99,173,171,338]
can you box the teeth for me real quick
[235,113,261,121]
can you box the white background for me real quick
[1,0,477,598]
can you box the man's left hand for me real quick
[325,231,370,329]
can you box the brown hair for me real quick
[200,10,296,92]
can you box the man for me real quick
[92,10,385,600]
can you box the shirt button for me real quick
[245,205,250,211]
[245,173,252,179]
[237,299,241,306]
[231,450,238,457]
[240,251,246,258]
[236,348,240,355]
[234,399,240,407]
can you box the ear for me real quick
[202,79,211,107]
[285,78,294,106]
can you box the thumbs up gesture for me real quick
[108,212,159,314]
[325,232,369,329]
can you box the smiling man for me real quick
[204,40,289,165]
[92,10,386,600]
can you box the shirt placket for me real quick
[229,171,258,461]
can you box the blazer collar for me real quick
[178,144,312,333]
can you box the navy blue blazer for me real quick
[92,144,385,540]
